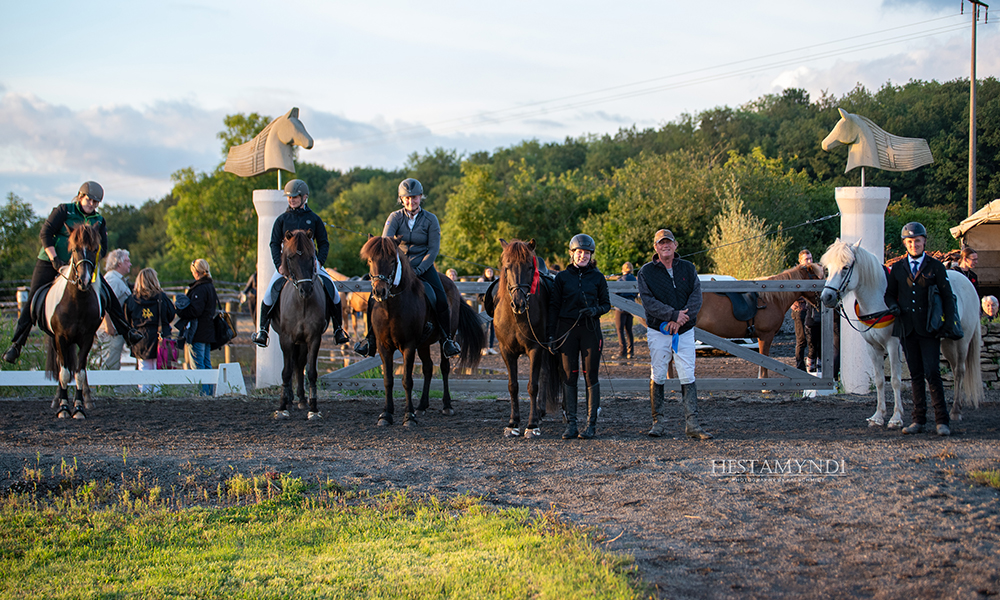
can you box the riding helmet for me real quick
[78,181,104,202]
[569,233,596,253]
[398,178,424,198]
[284,179,309,198]
[901,222,927,239]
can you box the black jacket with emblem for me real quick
[125,292,176,360]
[885,254,956,338]
[269,205,330,269]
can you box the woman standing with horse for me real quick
[354,178,461,359]
[3,181,141,364]
[251,179,350,348]
[547,233,610,440]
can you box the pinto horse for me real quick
[697,263,824,378]
[494,239,560,438]
[360,235,484,427]
[820,240,982,427]
[43,225,105,419]
[271,230,328,420]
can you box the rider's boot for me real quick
[682,382,713,440]
[354,298,377,357]
[561,382,578,439]
[578,383,600,439]
[106,294,143,345]
[434,302,461,358]
[323,278,350,344]
[2,316,30,364]
[647,380,666,437]
[251,302,273,348]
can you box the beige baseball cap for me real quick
[654,229,675,244]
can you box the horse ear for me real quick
[306,229,313,239]
[500,238,508,248]
[838,108,848,119]
[287,107,299,118]
[391,235,403,247]
[852,239,863,249]
[368,233,374,239]
[285,231,294,241]
[528,238,536,251]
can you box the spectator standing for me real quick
[125,268,175,393]
[478,267,497,355]
[97,249,132,369]
[791,249,819,372]
[181,259,219,395]
[614,262,637,360]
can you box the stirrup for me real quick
[354,337,376,357]
[333,327,350,345]
[442,338,461,358]
[251,329,269,348]
[2,344,21,364]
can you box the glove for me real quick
[580,306,597,318]
[51,256,67,270]
[887,304,900,316]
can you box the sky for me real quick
[1,0,997,215]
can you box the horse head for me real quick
[796,262,826,308]
[361,235,408,302]
[499,238,539,315]
[282,229,317,298]
[67,225,101,292]
[275,107,314,150]
[819,239,863,308]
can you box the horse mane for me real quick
[360,236,416,287]
[820,240,885,292]
[758,263,823,306]
[68,224,100,251]
[281,230,315,273]
[501,240,535,266]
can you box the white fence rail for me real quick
[0,363,247,396]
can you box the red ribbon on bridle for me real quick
[530,256,540,294]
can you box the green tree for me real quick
[0,192,41,281]
[707,178,790,278]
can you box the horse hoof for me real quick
[297,402,308,411]
[377,419,391,427]
[504,427,522,438]
[887,420,903,430]
[273,410,290,420]
[441,408,455,417]
[73,410,87,420]
[523,428,542,438]
[866,418,884,428]
[56,408,71,419]
[415,409,426,417]
[403,413,418,427]
[307,411,323,421]
[84,402,95,410]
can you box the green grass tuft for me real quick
[969,469,1000,488]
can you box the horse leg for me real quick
[415,344,433,415]
[886,339,905,428]
[438,350,454,416]
[865,341,888,427]
[943,343,965,424]
[72,385,87,420]
[377,345,394,427]
[294,344,308,411]
[757,337,774,380]
[524,347,544,438]
[55,385,71,419]
[402,348,418,427]
[275,347,293,420]
[77,339,96,409]
[306,336,322,420]
[501,348,521,437]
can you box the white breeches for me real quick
[262,260,339,305]
[647,327,696,385]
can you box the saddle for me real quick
[30,275,110,338]
[272,275,338,319]
[723,291,761,340]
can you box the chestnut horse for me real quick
[271,230,327,420]
[360,235,484,427]
[697,263,824,377]
[43,225,105,419]
[494,239,560,438]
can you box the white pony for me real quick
[820,240,983,427]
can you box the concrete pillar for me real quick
[253,190,285,389]
[835,186,891,394]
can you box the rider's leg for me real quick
[422,268,461,358]
[4,260,58,363]
[318,266,350,344]
[353,295,377,357]
[251,270,283,348]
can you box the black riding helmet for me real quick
[398,178,423,198]
[901,222,927,239]
[569,233,596,253]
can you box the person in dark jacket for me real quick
[547,233,611,439]
[3,182,141,363]
[637,228,711,440]
[953,247,980,296]
[125,268,175,393]
[251,179,349,347]
[885,222,957,436]
[614,262,637,359]
[354,178,461,358]
[182,258,218,395]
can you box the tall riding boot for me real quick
[2,314,32,363]
[434,303,461,358]
[107,294,143,345]
[251,301,273,347]
[323,278,350,344]
[354,298,377,357]
[579,383,600,439]
[647,381,666,437]
[681,382,713,440]
[561,382,578,439]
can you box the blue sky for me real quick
[1,0,995,215]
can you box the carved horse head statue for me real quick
[821,108,933,174]
[224,107,314,177]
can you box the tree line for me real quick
[2,77,996,290]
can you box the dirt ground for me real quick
[2,332,999,599]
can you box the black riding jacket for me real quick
[269,204,330,269]
[548,262,611,338]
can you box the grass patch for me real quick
[969,469,1000,488]
[0,478,643,599]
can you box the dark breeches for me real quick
[557,318,602,388]
[901,333,949,425]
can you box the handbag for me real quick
[156,337,178,369]
[211,300,237,351]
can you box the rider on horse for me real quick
[251,179,350,348]
[354,178,461,359]
[3,181,142,364]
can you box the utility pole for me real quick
[967,0,989,217]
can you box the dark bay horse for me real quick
[697,263,824,378]
[494,239,560,438]
[271,230,327,420]
[360,235,484,427]
[43,225,104,419]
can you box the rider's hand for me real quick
[580,307,597,318]
[888,304,900,316]
[51,257,66,270]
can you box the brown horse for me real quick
[271,230,327,420]
[494,239,561,438]
[43,225,104,419]
[696,263,823,377]
[360,235,484,427]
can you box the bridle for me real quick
[822,260,855,307]
[505,256,540,314]
[370,256,400,302]
[284,247,317,293]
[60,248,98,289]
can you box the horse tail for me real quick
[961,323,984,410]
[454,301,485,370]
[45,337,60,380]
